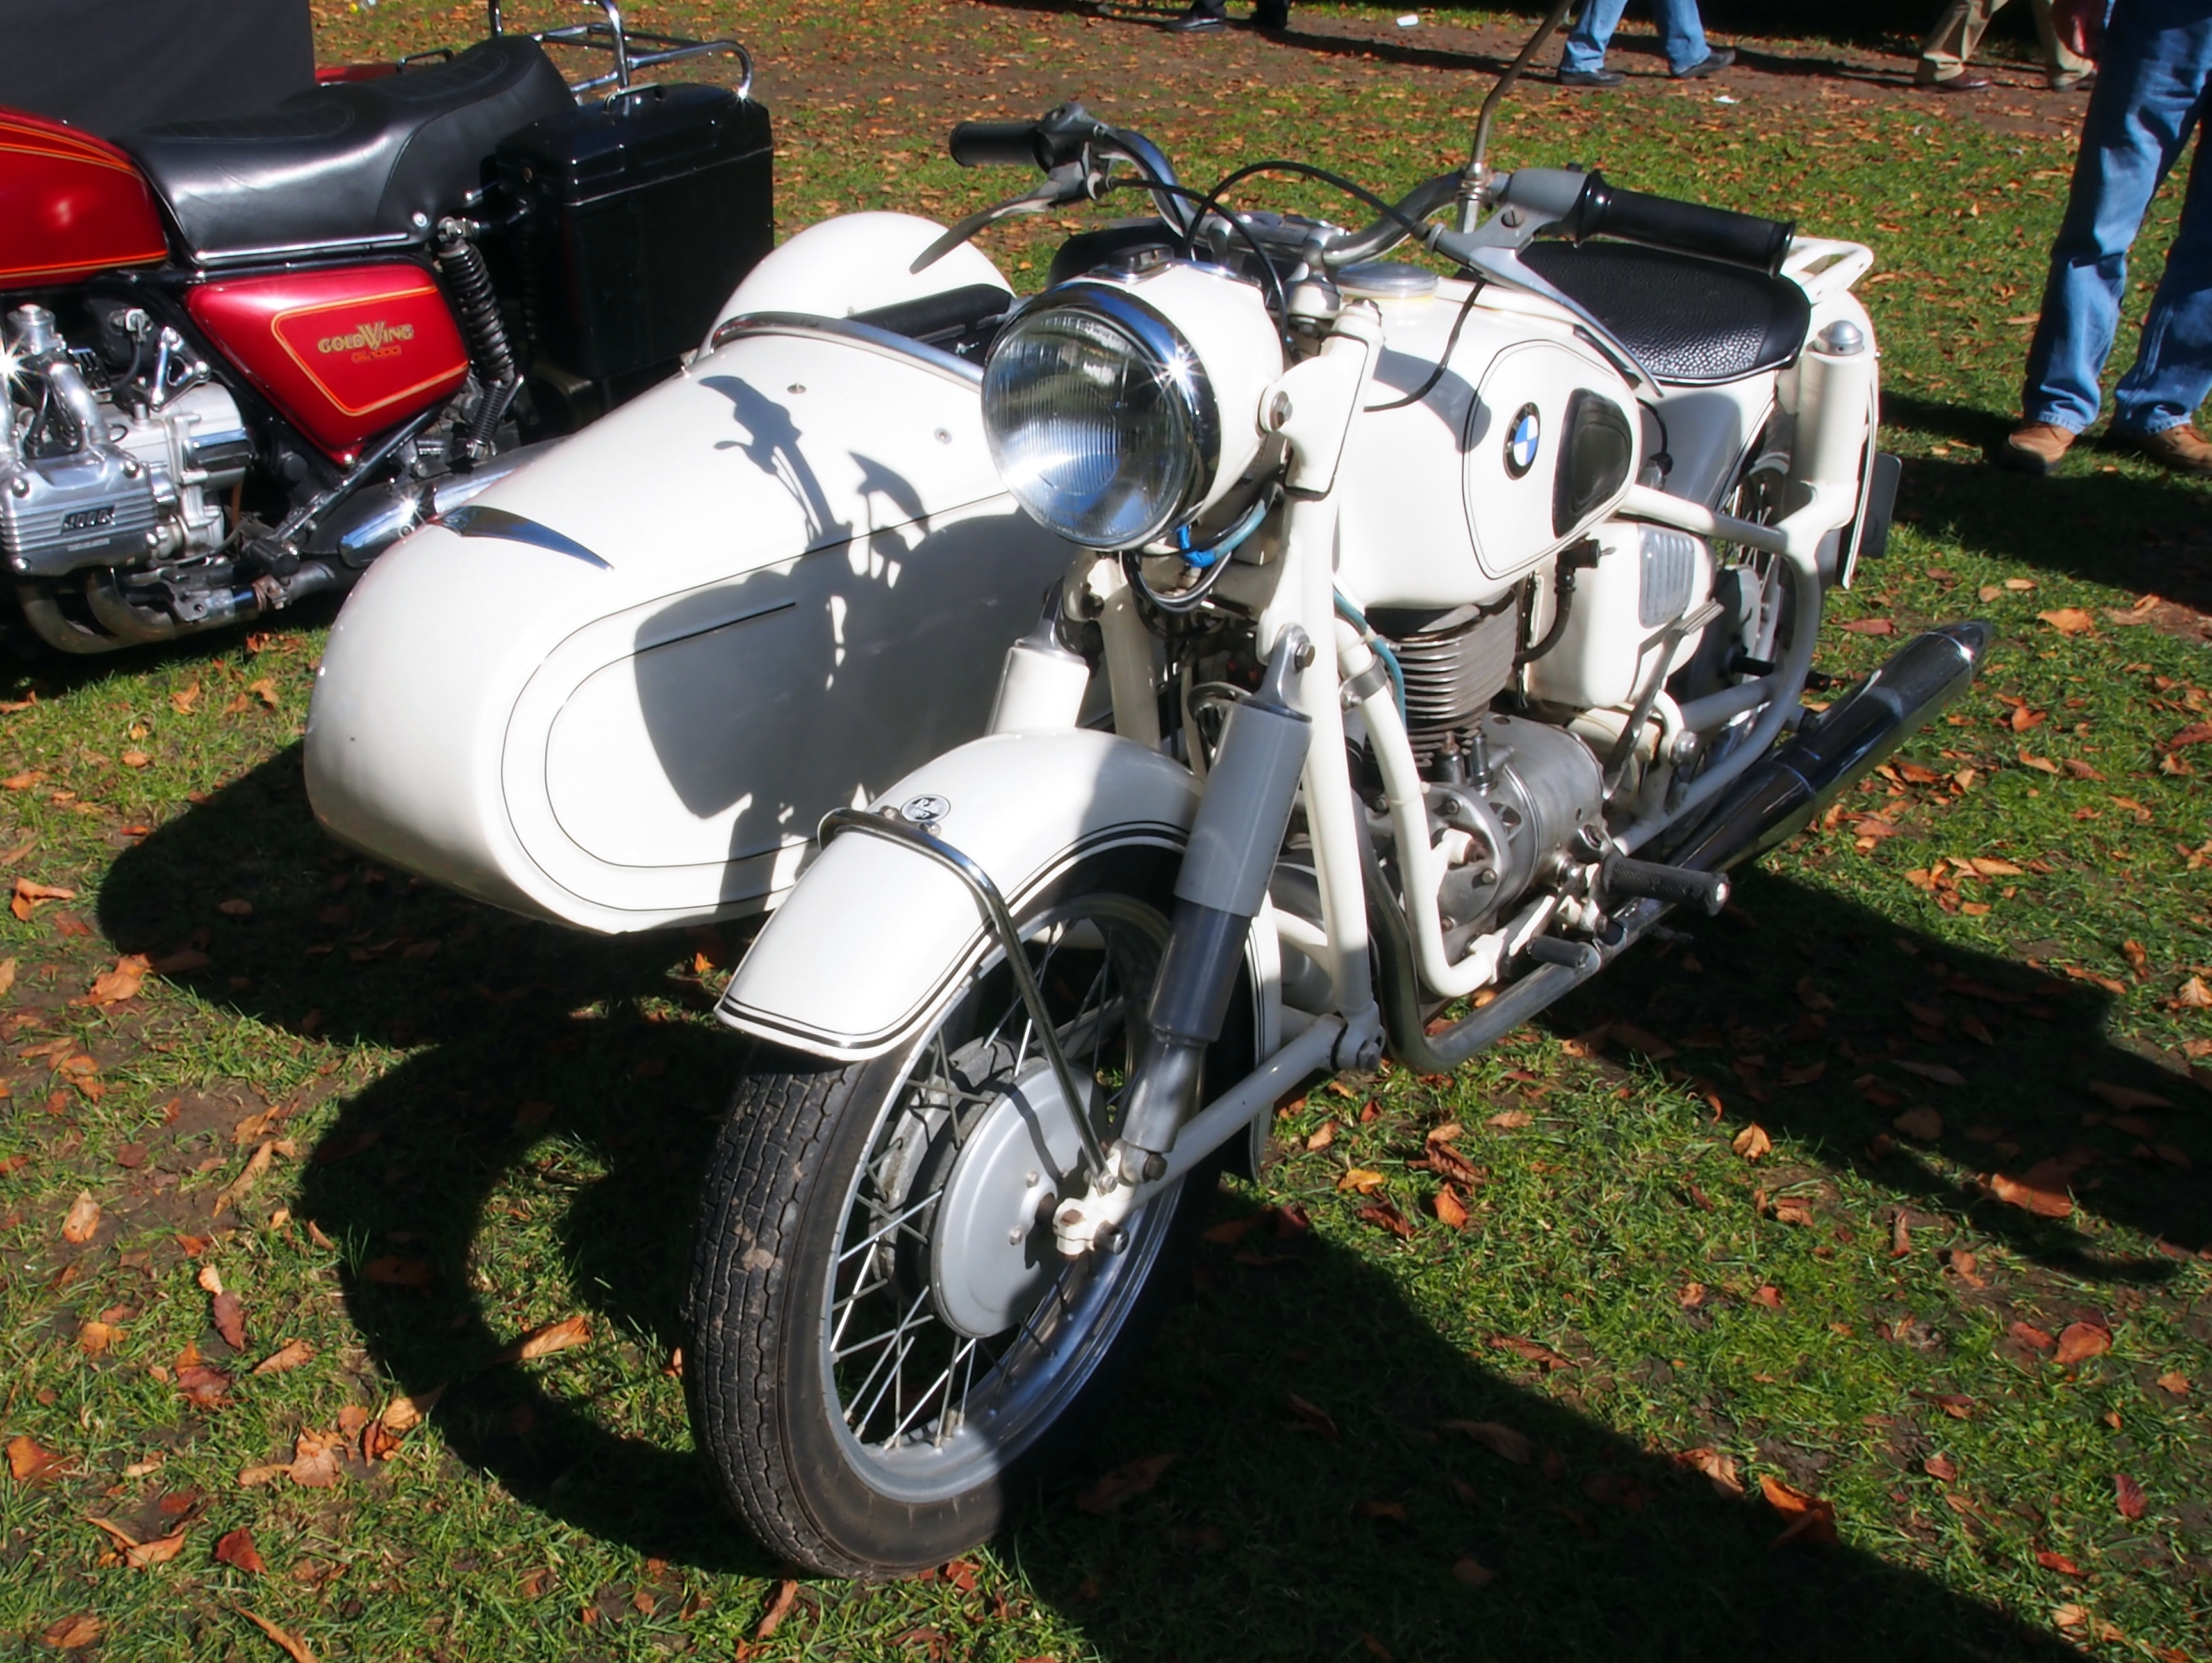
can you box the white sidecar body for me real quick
[305,215,1068,934]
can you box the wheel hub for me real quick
[929,1060,1091,1339]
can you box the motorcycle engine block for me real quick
[1423,713,1603,951]
[1,306,251,580]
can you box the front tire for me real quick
[684,849,1243,1577]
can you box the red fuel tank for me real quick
[188,265,470,463]
[0,108,169,285]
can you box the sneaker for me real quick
[1168,4,1227,29]
[1674,47,1736,78]
[1558,66,1626,88]
[1998,421,2076,474]
[2117,422,2212,477]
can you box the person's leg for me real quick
[1917,0,1996,84]
[2113,124,2212,440]
[2029,0,2094,83]
[1561,0,1631,74]
[2019,6,2201,435]
[1651,0,1711,74]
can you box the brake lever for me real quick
[909,160,1100,274]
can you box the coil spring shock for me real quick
[435,218,519,463]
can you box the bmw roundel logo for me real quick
[899,793,950,825]
[1505,404,1542,479]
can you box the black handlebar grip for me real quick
[948,120,1046,169]
[1602,853,1732,915]
[1576,177,1794,276]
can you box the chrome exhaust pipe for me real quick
[1662,620,1991,874]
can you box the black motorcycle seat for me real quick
[119,35,572,263]
[1519,240,1811,386]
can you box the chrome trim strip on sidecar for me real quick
[706,313,984,389]
[438,504,610,568]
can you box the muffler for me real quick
[1662,620,1990,874]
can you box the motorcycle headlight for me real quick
[982,266,1282,550]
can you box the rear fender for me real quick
[716,728,1282,1064]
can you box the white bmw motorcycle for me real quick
[682,17,1986,1578]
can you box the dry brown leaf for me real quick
[1794,977,1836,1012]
[754,1578,800,1640]
[211,1292,247,1351]
[2035,1548,2083,1576]
[2037,607,2096,636]
[78,955,149,1007]
[1304,1119,1337,1151]
[284,1432,340,1489]
[170,682,200,715]
[1895,1060,1966,1087]
[1354,1498,1408,1523]
[217,897,254,919]
[1285,1393,1341,1438]
[174,1348,233,1409]
[1449,1553,1494,1586]
[1990,1171,2072,1218]
[2176,976,2212,1010]
[363,1256,431,1287]
[2154,1370,2189,1396]
[251,1339,315,1377]
[61,1191,101,1244]
[2113,1472,2145,1521]
[1490,1336,1575,1371]
[1437,1420,1531,1464]
[236,1464,290,1488]
[2054,1322,2111,1366]
[41,1615,102,1650]
[1676,1447,1744,1496]
[1892,1106,1943,1142]
[1760,1474,1838,1547]
[238,1608,317,1663]
[2086,1080,2172,1111]
[1,771,44,790]
[8,1434,71,1484]
[1075,1452,1179,1512]
[1432,1186,1469,1229]
[1336,1168,1386,1195]
[0,956,15,998]
[379,1385,445,1434]
[495,1314,591,1366]
[1922,1454,1958,1482]
[88,1514,188,1569]
[2010,1322,2056,1350]
[76,1319,122,1356]
[247,678,281,711]
[1731,1123,1772,1161]
[215,1528,267,1574]
[1485,1109,1531,1130]
[212,1141,274,1215]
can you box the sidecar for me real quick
[305,214,1068,933]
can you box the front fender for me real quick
[716,730,1203,1061]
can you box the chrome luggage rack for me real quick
[486,0,753,99]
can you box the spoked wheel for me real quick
[684,851,1244,1577]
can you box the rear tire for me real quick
[684,848,1248,1577]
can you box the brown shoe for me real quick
[1919,72,1992,92]
[2118,422,2212,477]
[1999,422,2076,473]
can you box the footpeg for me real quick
[1601,851,1730,915]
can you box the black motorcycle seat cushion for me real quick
[120,35,572,262]
[1519,240,1811,386]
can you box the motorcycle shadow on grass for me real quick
[95,756,2192,1647]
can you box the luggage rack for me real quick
[487,0,752,99]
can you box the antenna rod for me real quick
[1467,0,1579,182]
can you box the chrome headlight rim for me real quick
[982,282,1222,552]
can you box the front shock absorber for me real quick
[435,218,520,463]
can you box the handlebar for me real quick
[948,120,1059,170]
[1563,173,1794,275]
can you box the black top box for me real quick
[496,82,773,386]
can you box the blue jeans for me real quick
[1560,0,1710,75]
[2022,0,2212,435]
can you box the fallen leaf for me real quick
[1432,1187,1469,1229]
[215,1528,267,1574]
[1753,1284,1784,1309]
[248,678,281,711]
[76,1319,123,1356]
[1731,1123,1772,1161]
[363,1256,431,1287]
[2155,1370,2190,1395]
[495,1314,592,1366]
[1676,1447,1744,1496]
[0,957,13,997]
[1076,1452,1178,1512]
[2086,1081,2172,1111]
[170,682,200,715]
[1285,1393,1341,1438]
[212,1140,274,1215]
[1449,1553,1494,1586]
[1438,1421,1531,1464]
[1892,1106,1943,1142]
[378,1385,444,1434]
[211,1292,247,1351]
[8,1434,71,1484]
[251,1339,315,1377]
[1357,1200,1414,1240]
[2037,607,2096,636]
[1355,1498,1408,1522]
[1490,1336,1575,1371]
[2036,1549,2083,1575]
[2010,1322,2056,1350]
[61,1191,101,1243]
[238,1608,317,1663]
[1760,1475,1838,1546]
[1303,1120,1337,1151]
[41,1615,102,1650]
[1336,1167,1386,1194]
[1839,616,1894,635]
[1485,1109,1531,1130]
[2054,1322,2111,1366]
[284,1432,340,1489]
[217,897,254,919]
[174,1350,233,1409]
[1990,1170,2072,1218]
[2175,976,2212,1009]
[2052,1603,2088,1630]
[2016,751,2060,775]
[1895,1060,1966,1087]
[78,955,149,1006]
[2113,1472,2145,1521]
[1922,1454,1958,1482]
[89,1514,188,1568]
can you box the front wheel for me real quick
[684,849,1243,1577]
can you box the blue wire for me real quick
[1333,592,1407,723]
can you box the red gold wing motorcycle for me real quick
[0,1,766,654]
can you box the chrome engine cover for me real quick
[1425,712,1603,944]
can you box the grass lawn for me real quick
[3,3,2208,1659]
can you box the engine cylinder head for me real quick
[1374,601,1517,771]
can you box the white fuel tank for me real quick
[1332,274,1639,612]
[306,319,1067,934]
